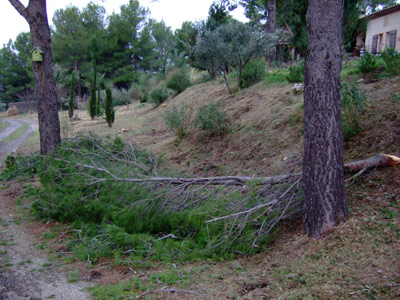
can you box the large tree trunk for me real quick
[302,0,347,238]
[8,0,61,155]
[265,0,276,33]
[265,0,277,64]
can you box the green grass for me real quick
[264,68,289,85]
[0,121,10,131]
[18,259,32,265]
[3,123,30,143]
[89,278,146,299]
[341,61,359,80]
[67,271,80,283]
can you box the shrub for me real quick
[166,70,190,94]
[357,52,378,74]
[240,59,266,89]
[196,102,225,136]
[140,92,148,103]
[286,61,304,83]
[0,103,6,112]
[0,154,39,181]
[381,47,400,76]
[341,81,367,140]
[109,87,134,107]
[164,104,192,138]
[150,86,168,107]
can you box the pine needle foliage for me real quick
[105,87,115,128]
[89,52,97,120]
[68,71,75,119]
[15,135,297,263]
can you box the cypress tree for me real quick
[68,71,75,119]
[105,86,115,128]
[89,52,96,120]
[97,79,101,116]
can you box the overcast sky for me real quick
[0,0,247,46]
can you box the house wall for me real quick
[365,10,400,53]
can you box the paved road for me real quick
[0,119,38,166]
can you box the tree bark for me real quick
[344,154,400,172]
[8,0,61,155]
[265,0,276,34]
[265,0,276,64]
[302,0,347,238]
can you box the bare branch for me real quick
[8,0,29,20]
[206,178,301,224]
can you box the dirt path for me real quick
[0,119,93,299]
[0,189,93,300]
[0,119,38,166]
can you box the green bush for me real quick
[166,70,190,94]
[286,61,304,83]
[357,52,379,74]
[341,81,367,140]
[150,86,168,107]
[0,103,7,112]
[163,104,192,139]
[196,102,225,136]
[240,59,266,89]
[381,47,400,76]
[0,154,39,181]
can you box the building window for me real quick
[372,34,378,54]
[389,30,397,49]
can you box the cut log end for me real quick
[344,154,400,173]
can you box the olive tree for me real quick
[193,22,279,94]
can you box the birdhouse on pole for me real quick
[31,47,43,62]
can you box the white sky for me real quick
[0,0,247,46]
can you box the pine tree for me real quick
[89,52,96,120]
[8,0,61,155]
[302,0,346,238]
[105,86,115,128]
[68,71,75,119]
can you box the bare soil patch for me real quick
[0,181,93,300]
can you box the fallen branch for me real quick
[55,154,399,189]
[344,154,400,173]
[206,178,301,224]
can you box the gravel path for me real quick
[0,119,38,166]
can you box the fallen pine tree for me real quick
[55,152,400,188]
[3,136,399,261]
